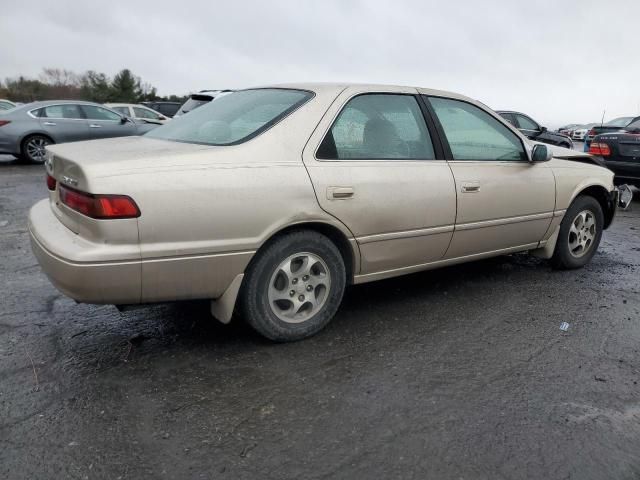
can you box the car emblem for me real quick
[61,175,78,187]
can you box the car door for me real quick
[302,87,457,276]
[36,104,89,142]
[425,96,555,258]
[80,104,138,139]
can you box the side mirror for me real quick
[531,144,553,162]
[540,126,547,133]
[120,116,128,124]
[159,115,166,121]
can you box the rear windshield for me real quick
[146,88,313,146]
[604,117,635,127]
[178,95,214,114]
[625,119,640,132]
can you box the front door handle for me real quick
[89,124,102,128]
[43,121,56,126]
[327,186,354,199]
[461,182,480,193]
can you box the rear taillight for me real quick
[46,174,57,191]
[0,120,11,127]
[59,185,140,219]
[589,142,611,156]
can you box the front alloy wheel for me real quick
[551,195,603,269]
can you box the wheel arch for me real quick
[258,221,359,284]
[574,184,616,229]
[19,131,55,153]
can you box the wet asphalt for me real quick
[1,155,639,480]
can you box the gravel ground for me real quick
[1,156,639,480]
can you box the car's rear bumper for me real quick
[29,199,142,304]
[29,198,254,305]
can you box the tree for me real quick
[80,70,112,103]
[110,69,143,103]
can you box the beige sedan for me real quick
[29,84,630,341]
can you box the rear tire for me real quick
[239,230,346,342]
[551,195,603,269]
[21,135,53,164]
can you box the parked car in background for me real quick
[0,99,16,110]
[0,100,158,163]
[174,90,233,117]
[586,116,640,145]
[590,118,640,187]
[572,123,598,141]
[105,103,170,125]
[558,123,581,136]
[497,111,573,149]
[30,84,626,342]
[140,101,182,118]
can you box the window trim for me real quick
[423,95,529,163]
[314,92,444,162]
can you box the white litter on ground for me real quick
[560,322,570,331]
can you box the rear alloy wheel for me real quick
[22,135,52,164]
[551,195,603,269]
[240,230,346,342]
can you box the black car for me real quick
[590,118,640,187]
[497,111,573,149]
[140,101,182,118]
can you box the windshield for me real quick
[146,88,313,146]
[604,117,635,127]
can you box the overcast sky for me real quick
[1,0,637,127]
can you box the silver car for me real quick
[0,100,158,164]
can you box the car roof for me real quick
[16,100,107,110]
[250,83,480,104]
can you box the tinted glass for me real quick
[317,94,435,160]
[605,117,635,127]
[499,112,516,126]
[429,97,526,161]
[134,107,159,119]
[515,114,539,130]
[625,119,640,132]
[157,104,180,116]
[42,104,83,119]
[146,89,312,146]
[82,105,122,121]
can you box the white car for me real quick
[105,103,169,125]
[572,123,597,141]
[0,99,16,111]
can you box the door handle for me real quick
[43,122,56,126]
[327,186,354,199]
[89,124,102,128]
[461,182,480,193]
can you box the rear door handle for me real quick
[327,186,354,199]
[461,182,480,193]
[89,124,102,128]
[43,122,56,126]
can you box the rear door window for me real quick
[41,104,84,119]
[317,94,435,160]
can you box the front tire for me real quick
[239,230,346,342]
[551,195,603,269]
[21,135,53,164]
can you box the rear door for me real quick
[36,104,88,142]
[80,104,138,139]
[302,87,457,277]
[425,96,555,258]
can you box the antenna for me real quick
[600,110,605,127]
